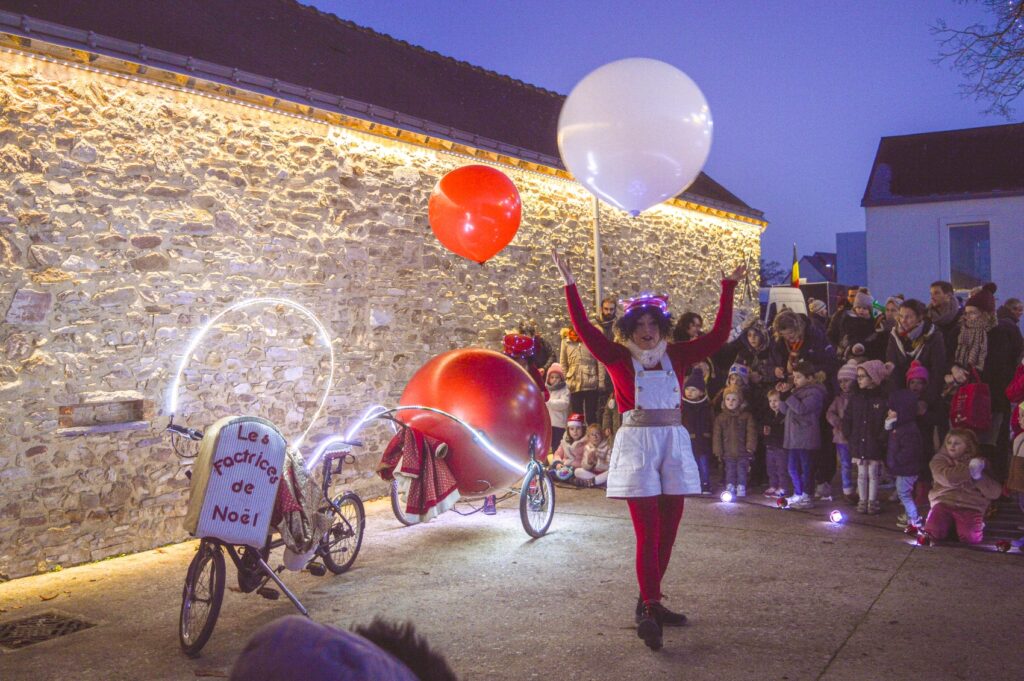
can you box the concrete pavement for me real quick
[1,488,1022,681]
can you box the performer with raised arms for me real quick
[551,247,744,651]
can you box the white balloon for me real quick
[557,58,713,216]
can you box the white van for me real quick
[759,286,809,326]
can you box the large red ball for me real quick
[398,349,550,495]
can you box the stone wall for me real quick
[0,51,761,579]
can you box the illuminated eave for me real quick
[0,11,767,230]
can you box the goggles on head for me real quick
[620,293,670,318]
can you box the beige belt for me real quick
[621,409,681,428]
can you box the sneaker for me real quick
[775,489,787,498]
[814,482,832,500]
[726,483,736,494]
[785,493,803,506]
[856,500,868,514]
[636,603,663,651]
[789,494,814,509]
[701,486,713,496]
[867,500,881,515]
[763,487,777,498]
[896,513,909,528]
[736,485,747,498]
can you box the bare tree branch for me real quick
[933,0,1024,117]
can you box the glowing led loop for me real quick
[167,297,335,449]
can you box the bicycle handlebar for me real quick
[166,423,204,441]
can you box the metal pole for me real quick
[593,196,603,312]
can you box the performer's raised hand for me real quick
[551,247,576,286]
[723,262,748,282]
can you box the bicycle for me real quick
[168,421,366,657]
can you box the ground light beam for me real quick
[166,297,335,450]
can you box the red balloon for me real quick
[398,348,550,495]
[428,165,522,264]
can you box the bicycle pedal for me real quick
[307,563,327,577]
[257,587,280,600]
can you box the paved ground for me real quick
[1,487,1022,681]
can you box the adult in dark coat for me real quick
[996,301,1024,366]
[887,299,947,405]
[955,284,1019,473]
[770,309,838,384]
[928,281,962,365]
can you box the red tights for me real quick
[626,495,685,604]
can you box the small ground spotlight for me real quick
[828,510,844,524]
[719,490,734,503]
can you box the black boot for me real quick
[636,603,663,651]
[636,596,688,627]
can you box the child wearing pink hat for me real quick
[827,361,859,502]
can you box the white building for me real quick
[862,123,1024,302]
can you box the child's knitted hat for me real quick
[837,361,858,382]
[905,360,929,383]
[858,360,894,386]
[728,363,750,383]
[684,370,706,392]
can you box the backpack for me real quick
[949,369,992,431]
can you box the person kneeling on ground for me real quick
[921,429,1002,545]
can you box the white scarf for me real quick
[625,339,668,369]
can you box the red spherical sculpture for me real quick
[398,348,550,495]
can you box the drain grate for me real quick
[0,611,95,650]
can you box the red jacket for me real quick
[564,280,736,413]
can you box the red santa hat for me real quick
[503,333,535,359]
[566,413,586,428]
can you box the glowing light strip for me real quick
[305,404,392,471]
[311,404,529,475]
[167,297,335,449]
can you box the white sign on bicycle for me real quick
[193,416,286,547]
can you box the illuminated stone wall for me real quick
[0,51,761,579]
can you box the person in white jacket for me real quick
[545,363,570,455]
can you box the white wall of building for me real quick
[865,195,1024,302]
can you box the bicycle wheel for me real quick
[390,478,419,526]
[520,466,555,538]
[179,540,225,657]
[320,492,365,574]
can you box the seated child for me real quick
[574,424,611,488]
[681,369,714,494]
[550,413,586,482]
[713,386,757,497]
[761,389,787,497]
[921,429,1002,545]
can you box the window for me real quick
[949,222,990,290]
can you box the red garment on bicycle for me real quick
[378,426,460,521]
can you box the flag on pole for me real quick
[790,244,800,288]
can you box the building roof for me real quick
[862,122,1024,207]
[799,252,837,283]
[0,0,761,218]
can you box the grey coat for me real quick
[778,382,828,450]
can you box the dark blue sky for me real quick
[311,0,1014,266]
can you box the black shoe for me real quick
[636,596,688,627]
[636,603,663,651]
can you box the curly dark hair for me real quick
[672,312,703,342]
[616,307,673,341]
[354,617,459,681]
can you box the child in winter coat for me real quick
[843,360,894,515]
[826,361,858,503]
[886,389,927,530]
[545,363,570,453]
[713,386,758,496]
[681,370,714,494]
[711,363,750,412]
[574,424,611,487]
[777,360,829,509]
[921,429,1002,544]
[761,390,787,497]
[1007,407,1024,495]
[550,413,586,481]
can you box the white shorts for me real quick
[605,424,701,498]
